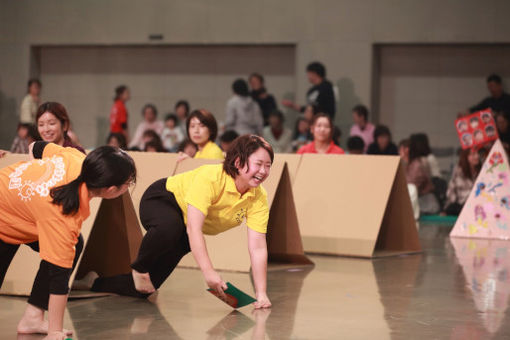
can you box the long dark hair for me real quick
[50,146,137,215]
[458,148,481,179]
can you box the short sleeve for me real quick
[184,169,216,216]
[42,143,65,158]
[246,190,269,234]
[37,217,80,268]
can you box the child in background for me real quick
[10,123,40,154]
[106,133,127,150]
[347,136,365,155]
[129,104,164,150]
[141,130,165,153]
[178,139,197,158]
[161,114,184,152]
[219,130,239,153]
[291,117,312,152]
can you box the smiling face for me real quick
[37,112,65,145]
[235,147,272,191]
[312,117,332,143]
[188,117,211,146]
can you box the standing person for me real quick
[282,62,336,119]
[249,73,277,126]
[297,114,344,154]
[496,111,510,152]
[161,114,184,152]
[179,109,223,160]
[225,79,263,136]
[36,102,85,154]
[128,104,164,150]
[90,135,273,310]
[110,85,130,141]
[469,74,510,114]
[366,125,398,155]
[175,100,190,135]
[262,110,292,153]
[0,142,136,340]
[349,105,375,153]
[20,79,42,124]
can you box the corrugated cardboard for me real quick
[273,154,302,184]
[450,140,510,239]
[0,153,143,297]
[175,158,313,272]
[293,154,421,257]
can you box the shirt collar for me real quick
[224,171,256,198]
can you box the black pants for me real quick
[92,178,191,298]
[0,234,84,310]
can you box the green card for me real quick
[207,282,257,308]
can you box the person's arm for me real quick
[247,228,271,308]
[186,204,228,298]
[128,123,144,149]
[281,99,301,111]
[470,97,489,113]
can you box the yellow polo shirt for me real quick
[165,164,268,235]
[194,141,224,160]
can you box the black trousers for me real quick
[0,234,84,310]
[92,178,191,298]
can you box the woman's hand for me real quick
[177,151,190,162]
[204,269,227,299]
[254,292,272,309]
[0,149,8,158]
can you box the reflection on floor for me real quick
[2,224,510,339]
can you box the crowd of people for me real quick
[2,65,510,220]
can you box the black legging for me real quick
[92,178,190,298]
[0,234,84,310]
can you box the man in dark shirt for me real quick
[283,61,336,119]
[249,73,277,126]
[470,74,510,114]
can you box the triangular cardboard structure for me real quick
[450,237,510,335]
[273,154,302,184]
[293,154,421,257]
[175,158,313,272]
[0,153,143,297]
[450,140,510,239]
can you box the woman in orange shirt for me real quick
[0,142,136,340]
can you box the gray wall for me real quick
[1,0,510,149]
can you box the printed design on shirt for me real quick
[8,156,66,201]
[307,90,319,104]
[235,208,246,224]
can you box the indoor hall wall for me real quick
[1,0,510,149]
[39,45,295,148]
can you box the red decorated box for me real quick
[455,109,498,149]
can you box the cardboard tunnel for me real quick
[0,153,143,297]
[175,158,313,272]
[293,154,421,258]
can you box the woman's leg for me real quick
[0,239,20,288]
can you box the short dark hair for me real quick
[114,85,128,100]
[106,132,127,149]
[249,73,264,84]
[175,100,190,115]
[164,113,178,123]
[186,109,218,141]
[232,79,249,96]
[142,103,158,117]
[487,74,502,84]
[268,110,285,123]
[223,135,274,178]
[306,62,326,78]
[347,136,365,152]
[178,139,197,153]
[27,78,41,90]
[311,113,334,140]
[399,138,410,149]
[220,130,239,143]
[352,105,369,121]
[409,133,431,159]
[373,125,392,141]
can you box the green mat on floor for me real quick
[419,215,457,224]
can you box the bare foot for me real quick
[17,317,72,336]
[132,269,156,294]
[72,271,99,290]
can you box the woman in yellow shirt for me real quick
[92,135,273,308]
[178,109,224,160]
[0,142,136,340]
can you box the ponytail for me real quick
[50,175,84,216]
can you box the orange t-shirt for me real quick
[0,143,89,268]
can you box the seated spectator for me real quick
[161,113,184,152]
[496,111,510,152]
[225,79,263,135]
[411,133,441,178]
[347,136,364,155]
[219,130,239,153]
[10,123,40,154]
[399,138,439,214]
[367,125,398,155]
[178,139,197,158]
[175,100,190,134]
[181,109,223,161]
[249,73,277,126]
[144,138,166,153]
[291,117,312,152]
[297,114,345,154]
[129,104,164,150]
[262,110,292,153]
[106,132,127,149]
[443,148,481,216]
[349,105,374,153]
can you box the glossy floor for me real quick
[2,224,510,339]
